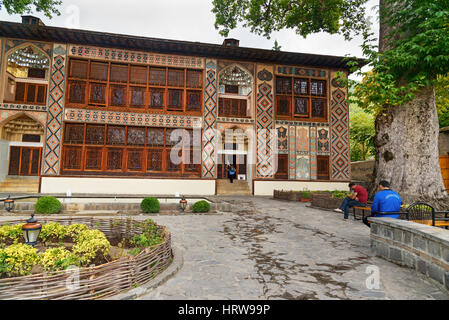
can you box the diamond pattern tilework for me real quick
[202,60,217,178]
[42,44,67,176]
[330,75,350,181]
[256,65,275,179]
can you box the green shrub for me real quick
[35,196,62,214]
[301,191,311,199]
[0,243,39,277]
[192,200,210,213]
[140,198,160,213]
[331,191,347,199]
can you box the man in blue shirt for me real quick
[363,180,402,227]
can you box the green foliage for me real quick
[67,224,89,238]
[140,198,160,214]
[301,191,311,199]
[331,191,348,199]
[436,74,449,128]
[130,219,164,251]
[35,196,62,214]
[40,247,80,271]
[212,0,369,40]
[1,0,61,18]
[40,222,67,243]
[192,200,210,213]
[350,0,449,111]
[0,243,39,277]
[350,104,375,161]
[0,224,24,244]
[72,229,111,265]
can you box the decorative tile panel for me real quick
[256,64,275,179]
[42,44,67,176]
[296,155,310,180]
[202,59,218,178]
[64,108,202,129]
[330,71,351,181]
[296,126,310,155]
[288,125,296,180]
[317,126,330,155]
[0,103,47,113]
[310,126,317,180]
[276,65,327,78]
[68,45,204,69]
[276,125,288,154]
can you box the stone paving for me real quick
[136,197,449,300]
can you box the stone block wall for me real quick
[369,218,449,292]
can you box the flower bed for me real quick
[0,217,172,300]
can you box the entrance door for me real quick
[8,146,42,176]
[217,154,247,179]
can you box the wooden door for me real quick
[441,156,449,192]
[8,146,42,176]
[218,154,247,179]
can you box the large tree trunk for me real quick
[371,87,448,205]
[370,0,448,208]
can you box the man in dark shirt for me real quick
[334,183,368,220]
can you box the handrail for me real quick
[0,194,216,203]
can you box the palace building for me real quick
[0,16,361,196]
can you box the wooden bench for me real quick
[352,205,372,220]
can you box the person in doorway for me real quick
[363,181,402,227]
[228,165,236,183]
[334,183,368,220]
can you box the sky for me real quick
[0,0,379,79]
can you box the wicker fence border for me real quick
[0,217,173,300]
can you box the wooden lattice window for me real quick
[14,83,47,105]
[166,149,181,172]
[129,86,146,108]
[14,82,26,102]
[64,124,84,144]
[89,83,106,105]
[110,64,128,83]
[23,134,41,143]
[218,98,248,118]
[186,70,202,88]
[70,60,88,79]
[147,128,165,146]
[130,66,147,85]
[63,146,82,170]
[127,127,145,146]
[107,126,125,145]
[85,125,105,145]
[68,81,86,104]
[168,89,183,111]
[275,76,328,121]
[149,89,164,109]
[85,148,102,170]
[106,148,123,170]
[110,85,126,106]
[90,62,108,81]
[127,149,144,171]
[186,91,201,112]
[149,67,166,86]
[147,149,163,171]
[168,69,184,87]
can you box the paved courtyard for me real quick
[137,197,449,300]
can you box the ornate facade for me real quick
[0,17,355,195]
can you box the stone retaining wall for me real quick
[369,218,449,292]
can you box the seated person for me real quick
[334,183,368,220]
[363,180,402,227]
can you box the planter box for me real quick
[273,190,302,201]
[310,193,342,209]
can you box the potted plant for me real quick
[300,190,311,202]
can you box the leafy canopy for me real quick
[436,74,449,128]
[350,0,449,111]
[212,0,369,40]
[1,0,61,18]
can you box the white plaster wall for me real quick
[0,140,9,180]
[41,177,216,195]
[254,181,349,196]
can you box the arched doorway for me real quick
[0,114,44,178]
